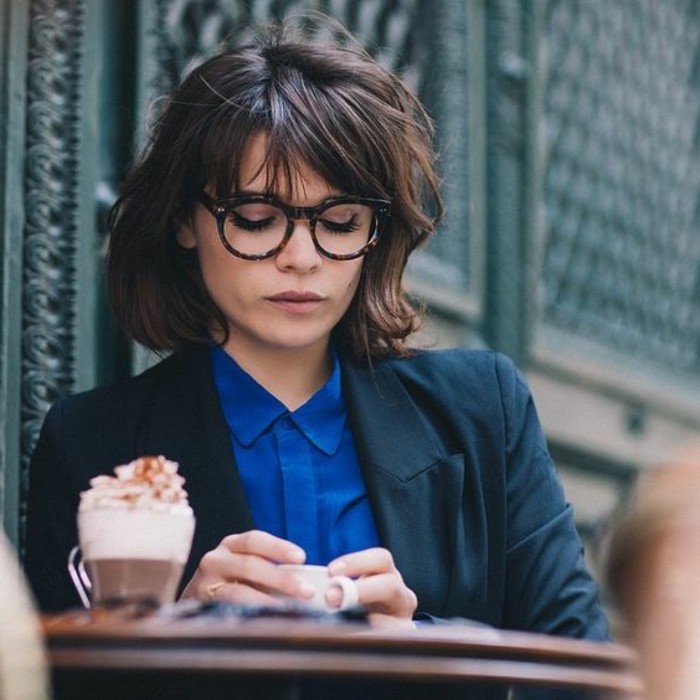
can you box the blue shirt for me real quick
[210,345,381,565]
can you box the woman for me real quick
[25,13,608,638]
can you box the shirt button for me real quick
[281,416,294,430]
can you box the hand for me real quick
[328,547,417,628]
[180,530,315,605]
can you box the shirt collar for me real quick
[210,345,346,456]
[292,357,345,455]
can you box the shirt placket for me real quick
[275,415,319,562]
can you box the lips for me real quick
[266,291,324,303]
[265,290,325,313]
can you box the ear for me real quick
[176,220,197,249]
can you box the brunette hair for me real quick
[107,12,443,361]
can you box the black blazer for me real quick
[24,345,609,640]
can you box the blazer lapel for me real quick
[341,357,465,616]
[137,347,254,581]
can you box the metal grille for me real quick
[140,0,424,124]
[539,0,700,376]
[154,0,421,79]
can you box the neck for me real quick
[220,340,333,411]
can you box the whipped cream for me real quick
[79,455,193,516]
[78,456,195,563]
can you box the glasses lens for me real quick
[222,202,287,257]
[315,203,376,256]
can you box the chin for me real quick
[259,322,335,351]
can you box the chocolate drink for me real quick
[75,455,195,608]
[85,558,185,606]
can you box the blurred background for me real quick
[1,0,699,608]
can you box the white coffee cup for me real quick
[278,564,359,611]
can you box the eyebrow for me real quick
[224,188,350,204]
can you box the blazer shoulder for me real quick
[43,347,209,432]
[387,347,521,393]
[32,347,213,481]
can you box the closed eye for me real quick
[318,216,361,234]
[230,212,277,232]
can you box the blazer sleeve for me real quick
[496,354,610,640]
[24,402,84,612]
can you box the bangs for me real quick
[192,67,394,201]
[264,76,395,199]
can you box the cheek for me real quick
[195,246,242,299]
[344,262,364,294]
[195,231,237,276]
[332,265,364,319]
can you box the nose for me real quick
[274,218,322,272]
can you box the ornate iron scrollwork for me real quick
[21,0,87,526]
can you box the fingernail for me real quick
[287,547,305,563]
[325,587,342,608]
[300,583,315,599]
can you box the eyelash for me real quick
[320,217,360,234]
[230,214,276,232]
[229,212,362,235]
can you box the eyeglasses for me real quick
[199,192,391,261]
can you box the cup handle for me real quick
[325,575,359,610]
[67,545,92,609]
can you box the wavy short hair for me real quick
[107,13,443,362]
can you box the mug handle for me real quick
[325,575,359,610]
[67,545,91,609]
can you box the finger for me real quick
[328,547,395,578]
[353,573,417,618]
[207,579,285,606]
[222,530,306,564]
[204,551,314,600]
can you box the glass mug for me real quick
[68,508,195,608]
[68,545,189,609]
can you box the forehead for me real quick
[237,132,340,202]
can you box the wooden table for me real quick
[42,608,642,699]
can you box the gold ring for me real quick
[206,581,226,601]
